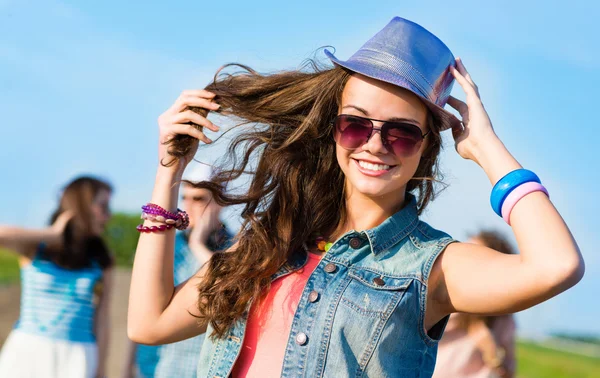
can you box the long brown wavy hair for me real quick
[168,59,445,338]
[46,176,114,270]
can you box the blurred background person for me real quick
[0,176,114,378]
[434,230,517,378]
[121,164,233,378]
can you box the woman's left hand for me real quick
[447,58,500,166]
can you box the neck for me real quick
[333,184,407,239]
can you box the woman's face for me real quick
[336,74,429,202]
[90,189,112,235]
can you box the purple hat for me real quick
[325,16,460,131]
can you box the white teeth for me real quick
[358,160,390,171]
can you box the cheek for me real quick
[396,156,421,181]
[91,207,103,221]
[335,144,351,172]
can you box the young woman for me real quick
[127,17,584,377]
[434,230,517,378]
[0,176,114,378]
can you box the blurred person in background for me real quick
[0,176,114,378]
[121,164,233,378]
[434,230,517,378]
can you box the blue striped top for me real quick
[14,249,103,343]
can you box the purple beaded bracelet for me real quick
[139,203,190,232]
[141,204,179,220]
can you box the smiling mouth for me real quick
[354,159,396,172]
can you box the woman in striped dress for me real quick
[0,176,114,378]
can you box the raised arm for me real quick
[0,211,72,257]
[426,59,584,327]
[127,90,221,345]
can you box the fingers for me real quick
[52,210,75,231]
[455,58,477,89]
[446,96,468,116]
[159,89,222,147]
[172,96,221,114]
[168,89,218,113]
[170,123,213,144]
[173,110,220,132]
[451,120,465,141]
[447,96,468,137]
[181,89,216,98]
[450,58,480,99]
[56,210,75,224]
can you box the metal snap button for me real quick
[323,263,337,273]
[349,237,362,249]
[308,291,320,303]
[373,277,385,287]
[296,332,308,345]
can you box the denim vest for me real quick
[197,195,455,377]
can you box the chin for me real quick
[347,176,400,198]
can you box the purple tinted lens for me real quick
[384,124,422,157]
[335,116,371,148]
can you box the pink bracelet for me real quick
[501,182,549,225]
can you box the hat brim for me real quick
[325,49,461,132]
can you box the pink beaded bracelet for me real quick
[141,212,181,227]
[501,182,549,225]
[136,224,175,233]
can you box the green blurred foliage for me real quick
[517,341,600,377]
[0,249,20,285]
[551,333,600,345]
[103,212,140,267]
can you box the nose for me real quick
[362,126,388,155]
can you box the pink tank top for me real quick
[231,253,322,377]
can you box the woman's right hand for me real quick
[157,90,221,175]
[50,210,74,239]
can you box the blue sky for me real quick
[1,0,598,337]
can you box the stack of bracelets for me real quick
[136,203,190,233]
[490,169,549,226]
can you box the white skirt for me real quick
[0,329,98,378]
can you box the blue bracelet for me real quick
[490,169,541,216]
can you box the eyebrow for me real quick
[341,104,421,125]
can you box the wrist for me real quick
[471,136,522,185]
[149,167,183,213]
[156,164,183,182]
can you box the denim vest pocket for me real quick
[322,269,413,376]
[341,269,412,318]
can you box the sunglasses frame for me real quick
[332,114,430,155]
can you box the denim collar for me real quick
[276,194,420,278]
[361,193,419,256]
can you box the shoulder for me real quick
[409,220,454,250]
[367,221,455,280]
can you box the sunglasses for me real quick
[332,114,429,157]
